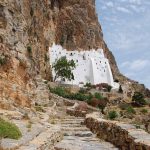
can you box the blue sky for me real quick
[96,0,150,89]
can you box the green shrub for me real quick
[0,55,7,66]
[126,106,136,114]
[108,111,118,120]
[73,93,87,101]
[50,86,67,97]
[140,108,148,114]
[0,118,22,139]
[107,85,112,92]
[132,92,147,105]
[27,46,32,54]
[94,92,103,100]
[87,93,93,101]
[135,124,141,129]
[84,82,92,88]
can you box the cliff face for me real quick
[0,0,146,108]
[55,0,119,77]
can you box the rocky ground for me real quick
[0,92,118,150]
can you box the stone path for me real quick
[0,94,118,150]
[54,115,118,150]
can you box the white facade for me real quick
[49,43,119,89]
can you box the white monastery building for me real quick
[49,43,119,89]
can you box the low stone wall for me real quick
[66,108,87,117]
[66,101,99,117]
[85,113,150,150]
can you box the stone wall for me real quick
[85,113,150,150]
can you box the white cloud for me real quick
[121,59,149,71]
[116,6,131,13]
[129,0,141,5]
[129,59,149,71]
[106,2,114,7]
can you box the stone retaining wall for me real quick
[85,113,150,150]
[66,108,86,117]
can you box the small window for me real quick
[70,53,73,56]
[105,62,106,64]
[83,55,86,60]
[100,61,101,63]
[76,60,78,63]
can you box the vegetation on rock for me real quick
[0,118,22,139]
[132,92,147,106]
[0,55,7,66]
[49,86,108,112]
[108,111,118,120]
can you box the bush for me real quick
[49,86,88,101]
[0,118,22,139]
[94,92,103,100]
[126,106,136,114]
[27,46,32,54]
[108,111,118,120]
[50,86,67,97]
[0,55,7,66]
[107,85,112,92]
[84,82,92,88]
[132,92,147,106]
[140,108,148,114]
[73,93,87,101]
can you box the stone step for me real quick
[18,126,63,150]
[61,124,84,128]
[61,119,84,122]
[60,120,84,123]
[62,127,89,132]
[54,136,118,150]
[63,131,93,137]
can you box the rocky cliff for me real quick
[0,0,147,108]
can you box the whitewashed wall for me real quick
[49,43,119,89]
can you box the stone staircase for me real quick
[0,91,118,150]
[54,115,118,150]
